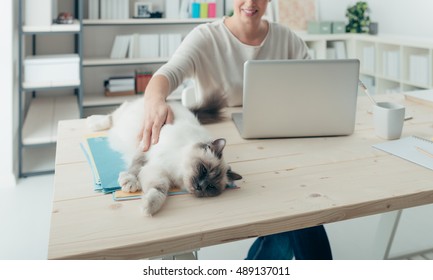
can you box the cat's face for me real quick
[185,138,242,197]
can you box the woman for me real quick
[141,0,332,260]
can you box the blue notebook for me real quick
[82,136,126,194]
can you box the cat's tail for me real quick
[189,93,228,124]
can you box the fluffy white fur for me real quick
[87,98,241,216]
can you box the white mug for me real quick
[373,102,405,140]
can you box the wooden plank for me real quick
[48,154,433,259]
[22,96,54,145]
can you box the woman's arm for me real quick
[140,75,174,151]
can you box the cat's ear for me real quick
[210,138,226,158]
[227,167,242,181]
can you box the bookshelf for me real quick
[81,0,226,111]
[299,33,433,95]
[18,0,83,177]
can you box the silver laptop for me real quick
[232,59,360,139]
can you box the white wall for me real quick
[0,0,17,188]
[233,0,433,38]
[318,0,433,38]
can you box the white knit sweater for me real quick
[155,18,310,107]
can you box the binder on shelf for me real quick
[88,0,99,19]
[160,34,182,58]
[166,0,180,19]
[208,2,217,18]
[328,41,347,59]
[382,50,400,79]
[191,2,200,18]
[362,46,375,73]
[200,2,208,18]
[138,34,160,58]
[179,0,190,18]
[110,35,131,59]
[135,70,153,94]
[409,54,429,85]
[100,0,129,19]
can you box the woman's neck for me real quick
[224,16,269,46]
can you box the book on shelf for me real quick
[110,35,131,59]
[138,34,160,58]
[128,33,139,59]
[165,0,181,19]
[107,76,135,86]
[88,0,99,19]
[104,76,135,95]
[200,2,208,18]
[187,1,219,18]
[362,46,375,72]
[106,84,135,92]
[104,89,135,97]
[326,47,336,59]
[160,34,182,58]
[382,50,400,79]
[135,70,153,94]
[328,41,347,59]
[409,54,429,85]
[100,0,129,20]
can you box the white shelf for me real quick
[300,33,433,94]
[83,94,141,107]
[22,95,80,145]
[83,18,215,26]
[23,80,80,89]
[83,91,181,108]
[23,21,80,33]
[83,57,168,67]
[21,144,56,174]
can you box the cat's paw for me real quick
[86,115,112,131]
[118,172,142,192]
[141,188,167,216]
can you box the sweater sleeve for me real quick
[153,26,208,93]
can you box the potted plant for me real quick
[345,1,371,33]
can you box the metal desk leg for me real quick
[372,210,402,259]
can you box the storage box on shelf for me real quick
[23,54,80,88]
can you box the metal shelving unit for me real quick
[18,0,83,177]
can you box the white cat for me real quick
[87,96,242,216]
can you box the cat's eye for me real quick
[199,164,207,176]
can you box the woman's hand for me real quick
[140,96,174,151]
[139,75,174,151]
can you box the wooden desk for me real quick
[49,94,433,259]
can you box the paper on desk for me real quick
[373,136,433,171]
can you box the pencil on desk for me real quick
[416,146,433,159]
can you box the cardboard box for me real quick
[332,22,346,34]
[307,21,332,34]
[24,54,80,86]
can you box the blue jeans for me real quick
[245,225,332,260]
